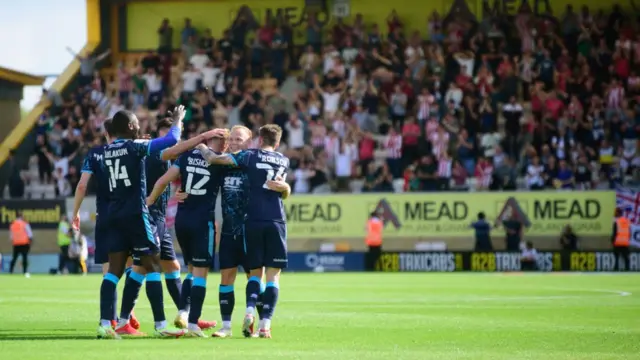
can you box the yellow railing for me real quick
[0,0,101,166]
[0,44,97,166]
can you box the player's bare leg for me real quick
[258,267,281,338]
[212,267,238,338]
[242,267,264,338]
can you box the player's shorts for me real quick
[218,230,249,273]
[244,221,288,270]
[132,215,176,266]
[175,214,215,268]
[93,214,109,265]
[107,213,160,257]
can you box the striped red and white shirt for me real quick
[310,122,326,148]
[424,119,439,138]
[417,94,435,121]
[475,162,493,188]
[429,131,449,159]
[437,158,452,178]
[324,135,339,159]
[607,86,624,109]
[384,134,403,159]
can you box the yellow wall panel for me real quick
[125,0,622,50]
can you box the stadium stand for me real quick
[3,1,640,200]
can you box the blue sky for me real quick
[0,0,87,111]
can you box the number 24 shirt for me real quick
[229,149,289,224]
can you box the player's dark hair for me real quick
[156,117,173,132]
[370,212,378,218]
[16,211,23,218]
[103,118,113,136]
[615,208,623,217]
[478,212,485,220]
[259,124,282,147]
[111,110,139,139]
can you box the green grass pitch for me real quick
[0,273,639,360]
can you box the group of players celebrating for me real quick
[72,106,290,339]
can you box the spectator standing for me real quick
[306,14,323,53]
[383,127,403,178]
[364,212,383,271]
[503,96,523,156]
[471,212,492,251]
[612,208,631,271]
[199,28,215,58]
[500,214,523,252]
[271,27,288,86]
[57,215,73,274]
[158,18,173,54]
[66,47,111,87]
[8,211,32,277]
[116,63,132,106]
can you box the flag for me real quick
[615,185,640,224]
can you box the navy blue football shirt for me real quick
[145,149,171,219]
[229,149,289,223]
[173,148,222,218]
[220,166,249,235]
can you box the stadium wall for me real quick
[2,251,640,274]
[0,191,619,255]
[122,0,628,51]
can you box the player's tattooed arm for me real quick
[146,166,181,207]
[197,144,236,165]
[266,175,291,199]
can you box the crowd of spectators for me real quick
[11,4,640,198]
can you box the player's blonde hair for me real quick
[230,125,252,139]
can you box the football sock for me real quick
[100,273,120,326]
[179,273,193,312]
[188,277,207,326]
[245,276,261,315]
[261,281,279,330]
[112,289,118,321]
[164,271,182,310]
[119,270,145,322]
[256,282,266,320]
[145,272,166,323]
[219,284,235,327]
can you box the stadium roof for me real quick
[0,66,45,86]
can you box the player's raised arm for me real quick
[146,106,186,154]
[146,165,181,207]
[160,128,228,161]
[197,143,236,165]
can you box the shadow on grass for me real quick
[0,331,159,341]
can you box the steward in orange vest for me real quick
[612,208,631,271]
[9,211,32,276]
[365,212,383,271]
